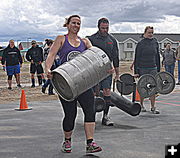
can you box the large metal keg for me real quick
[51,46,112,101]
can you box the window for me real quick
[127,43,133,48]
[124,52,133,59]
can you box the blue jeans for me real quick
[178,61,180,82]
[43,79,53,94]
[43,79,51,87]
[165,63,175,76]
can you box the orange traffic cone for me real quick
[135,89,141,102]
[15,89,32,111]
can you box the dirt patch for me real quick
[0,63,59,104]
[0,61,178,105]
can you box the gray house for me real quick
[111,33,180,61]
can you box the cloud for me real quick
[0,0,180,42]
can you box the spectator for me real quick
[87,18,120,126]
[175,44,180,85]
[162,43,176,76]
[42,39,59,95]
[134,26,160,114]
[26,40,46,87]
[1,39,23,89]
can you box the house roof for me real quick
[122,37,138,43]
[111,33,180,43]
[19,42,43,49]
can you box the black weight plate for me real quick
[117,73,135,95]
[95,96,106,112]
[155,71,175,94]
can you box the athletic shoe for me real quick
[17,84,22,88]
[176,82,180,85]
[61,140,72,153]
[7,87,12,90]
[48,93,55,95]
[151,107,160,114]
[102,115,114,126]
[31,85,35,88]
[141,106,147,112]
[86,142,102,153]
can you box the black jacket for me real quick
[1,45,23,66]
[26,45,43,63]
[134,38,160,74]
[87,32,119,68]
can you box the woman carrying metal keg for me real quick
[45,15,102,153]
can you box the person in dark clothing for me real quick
[43,38,49,48]
[87,18,120,126]
[134,26,160,114]
[1,39,23,89]
[42,39,59,95]
[26,40,46,87]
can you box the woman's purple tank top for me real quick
[57,35,86,64]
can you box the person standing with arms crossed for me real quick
[45,15,102,153]
[88,18,120,126]
[134,26,160,114]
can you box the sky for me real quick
[0,0,180,44]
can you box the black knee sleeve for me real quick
[103,96,111,104]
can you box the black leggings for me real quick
[59,88,95,132]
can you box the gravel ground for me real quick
[0,61,178,104]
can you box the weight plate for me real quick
[95,96,106,112]
[155,71,175,94]
[117,73,135,95]
[120,73,135,83]
[137,74,157,98]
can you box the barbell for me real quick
[117,71,175,98]
[116,73,136,95]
